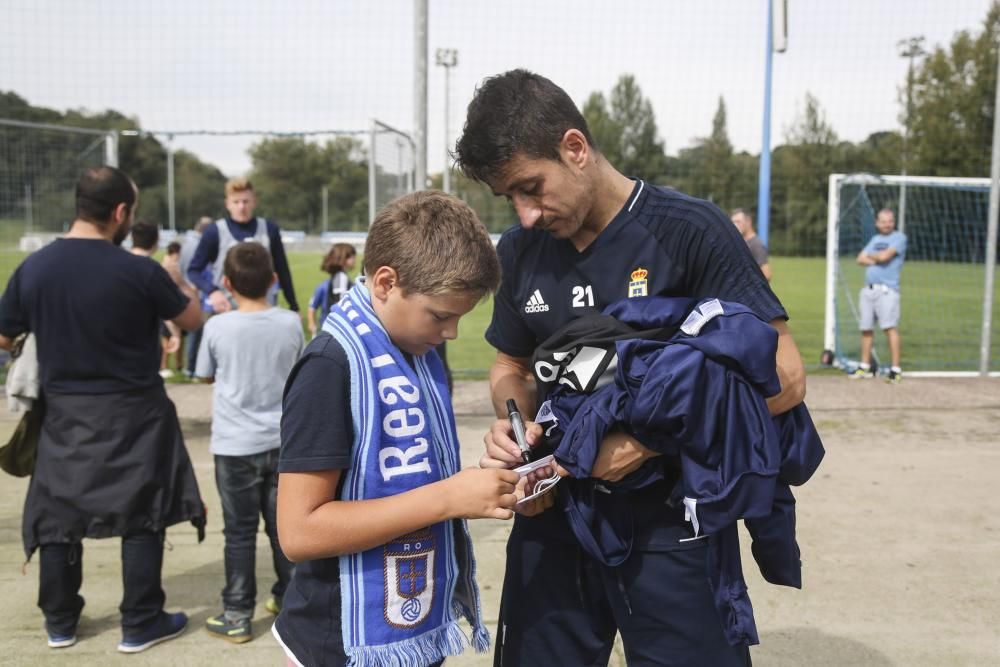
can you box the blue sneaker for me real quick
[117,611,187,654]
[47,632,76,648]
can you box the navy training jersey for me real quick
[487,180,786,358]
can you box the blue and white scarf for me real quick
[322,279,489,667]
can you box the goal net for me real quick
[0,119,116,279]
[823,173,998,375]
[368,120,415,223]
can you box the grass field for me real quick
[1,246,997,376]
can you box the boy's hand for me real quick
[163,335,181,354]
[446,468,519,520]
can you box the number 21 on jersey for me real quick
[572,284,594,308]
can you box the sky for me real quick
[1,0,995,178]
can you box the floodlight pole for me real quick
[436,48,458,194]
[757,0,785,249]
[898,36,926,235]
[166,133,176,232]
[414,0,428,190]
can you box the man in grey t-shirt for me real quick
[194,243,305,643]
[731,208,772,282]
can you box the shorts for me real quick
[858,284,900,330]
[494,513,752,667]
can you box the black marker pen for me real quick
[506,399,532,464]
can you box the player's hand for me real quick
[513,467,558,516]
[480,418,543,469]
[445,467,519,520]
[208,290,232,314]
[591,431,659,482]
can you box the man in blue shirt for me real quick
[853,208,907,383]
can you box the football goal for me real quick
[823,173,999,376]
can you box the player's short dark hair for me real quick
[166,241,181,255]
[130,221,159,251]
[363,190,500,299]
[454,69,596,184]
[75,165,137,226]
[223,242,273,299]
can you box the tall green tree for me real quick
[582,74,668,181]
[771,93,840,254]
[907,1,1000,176]
[676,97,739,206]
[249,136,368,232]
[0,91,224,230]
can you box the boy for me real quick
[195,243,305,643]
[273,191,520,667]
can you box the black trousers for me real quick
[38,529,165,636]
[214,450,293,617]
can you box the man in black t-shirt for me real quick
[0,166,205,654]
[454,70,807,666]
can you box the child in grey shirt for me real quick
[195,242,305,643]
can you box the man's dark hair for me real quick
[454,69,596,184]
[223,242,274,299]
[166,241,182,255]
[130,221,159,251]
[75,165,137,226]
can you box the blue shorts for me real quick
[494,508,752,667]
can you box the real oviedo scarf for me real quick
[322,279,489,667]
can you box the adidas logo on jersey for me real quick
[524,289,550,314]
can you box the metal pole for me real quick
[321,185,328,233]
[756,0,775,249]
[166,133,176,232]
[898,36,926,235]
[397,138,405,195]
[368,122,377,225]
[25,183,33,233]
[436,49,458,193]
[414,0,428,190]
[980,44,1000,375]
[105,131,118,167]
[443,63,451,194]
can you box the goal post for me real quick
[368,120,415,224]
[824,173,999,376]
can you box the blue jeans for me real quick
[39,530,166,636]
[214,450,292,617]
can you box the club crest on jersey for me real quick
[524,289,550,313]
[628,268,648,298]
[383,530,435,628]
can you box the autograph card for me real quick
[513,455,560,507]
